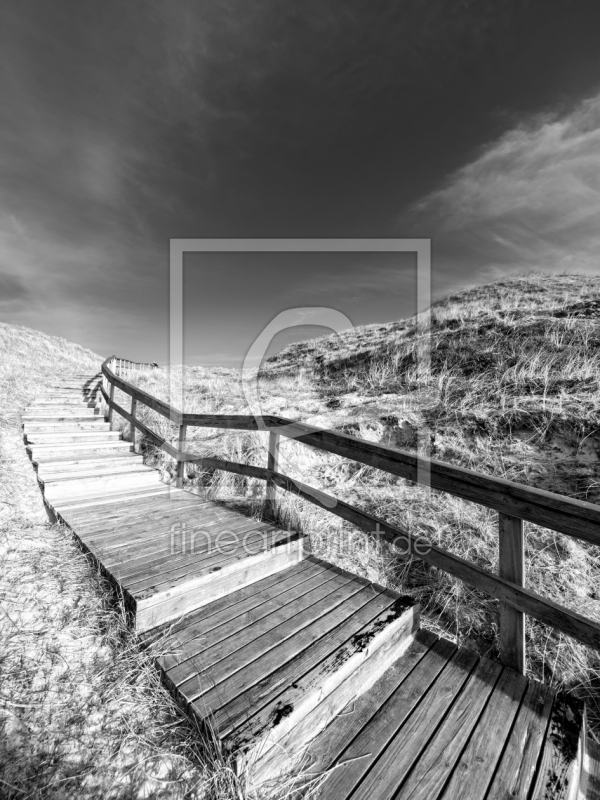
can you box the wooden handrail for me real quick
[101,356,600,670]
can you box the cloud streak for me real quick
[413,92,600,283]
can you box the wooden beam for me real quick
[265,471,600,653]
[108,381,115,428]
[130,397,137,450]
[102,361,182,425]
[176,424,187,487]
[499,513,525,674]
[262,416,600,546]
[265,431,280,521]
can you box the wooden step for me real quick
[28,440,134,458]
[27,406,98,414]
[24,415,101,427]
[51,484,176,511]
[147,556,418,773]
[43,470,160,501]
[27,430,121,444]
[35,453,143,472]
[58,495,307,632]
[29,397,93,405]
[24,421,109,433]
[39,462,150,481]
[252,634,590,800]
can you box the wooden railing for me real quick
[100,355,600,673]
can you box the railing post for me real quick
[265,431,280,520]
[176,423,187,487]
[499,512,525,674]
[108,380,115,429]
[101,372,108,419]
[130,397,137,450]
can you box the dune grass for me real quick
[118,272,600,739]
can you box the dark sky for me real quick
[1,1,600,364]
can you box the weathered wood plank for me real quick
[161,565,338,676]
[392,656,503,800]
[265,430,279,520]
[314,637,461,799]
[486,679,554,800]
[441,667,528,800]
[217,592,415,739]
[149,560,321,660]
[170,570,360,692]
[530,692,586,800]
[236,598,419,768]
[126,529,301,596]
[253,629,439,786]
[268,473,600,652]
[499,512,525,674]
[134,538,304,632]
[263,415,600,544]
[344,646,479,800]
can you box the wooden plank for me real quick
[486,679,554,800]
[124,528,298,595]
[268,473,600,653]
[229,598,419,766]
[342,646,479,800]
[436,667,528,800]
[391,656,503,800]
[176,423,187,486]
[68,497,207,532]
[134,538,304,632]
[76,500,230,541]
[530,692,586,800]
[160,564,338,674]
[70,495,212,531]
[94,516,278,567]
[130,396,137,448]
[149,560,321,659]
[52,486,170,512]
[314,637,462,799]
[499,512,525,674]
[263,415,600,544]
[111,527,275,589]
[190,583,389,724]
[265,431,279,520]
[169,570,359,691]
[253,629,439,785]
[102,520,280,579]
[77,505,237,550]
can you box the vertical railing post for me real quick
[176,423,187,487]
[101,371,108,420]
[130,397,137,450]
[265,431,280,521]
[499,512,525,674]
[108,380,115,429]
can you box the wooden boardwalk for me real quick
[24,373,597,799]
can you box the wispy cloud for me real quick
[413,92,600,284]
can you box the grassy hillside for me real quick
[121,272,600,737]
[0,324,247,799]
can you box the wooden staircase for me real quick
[23,373,596,799]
